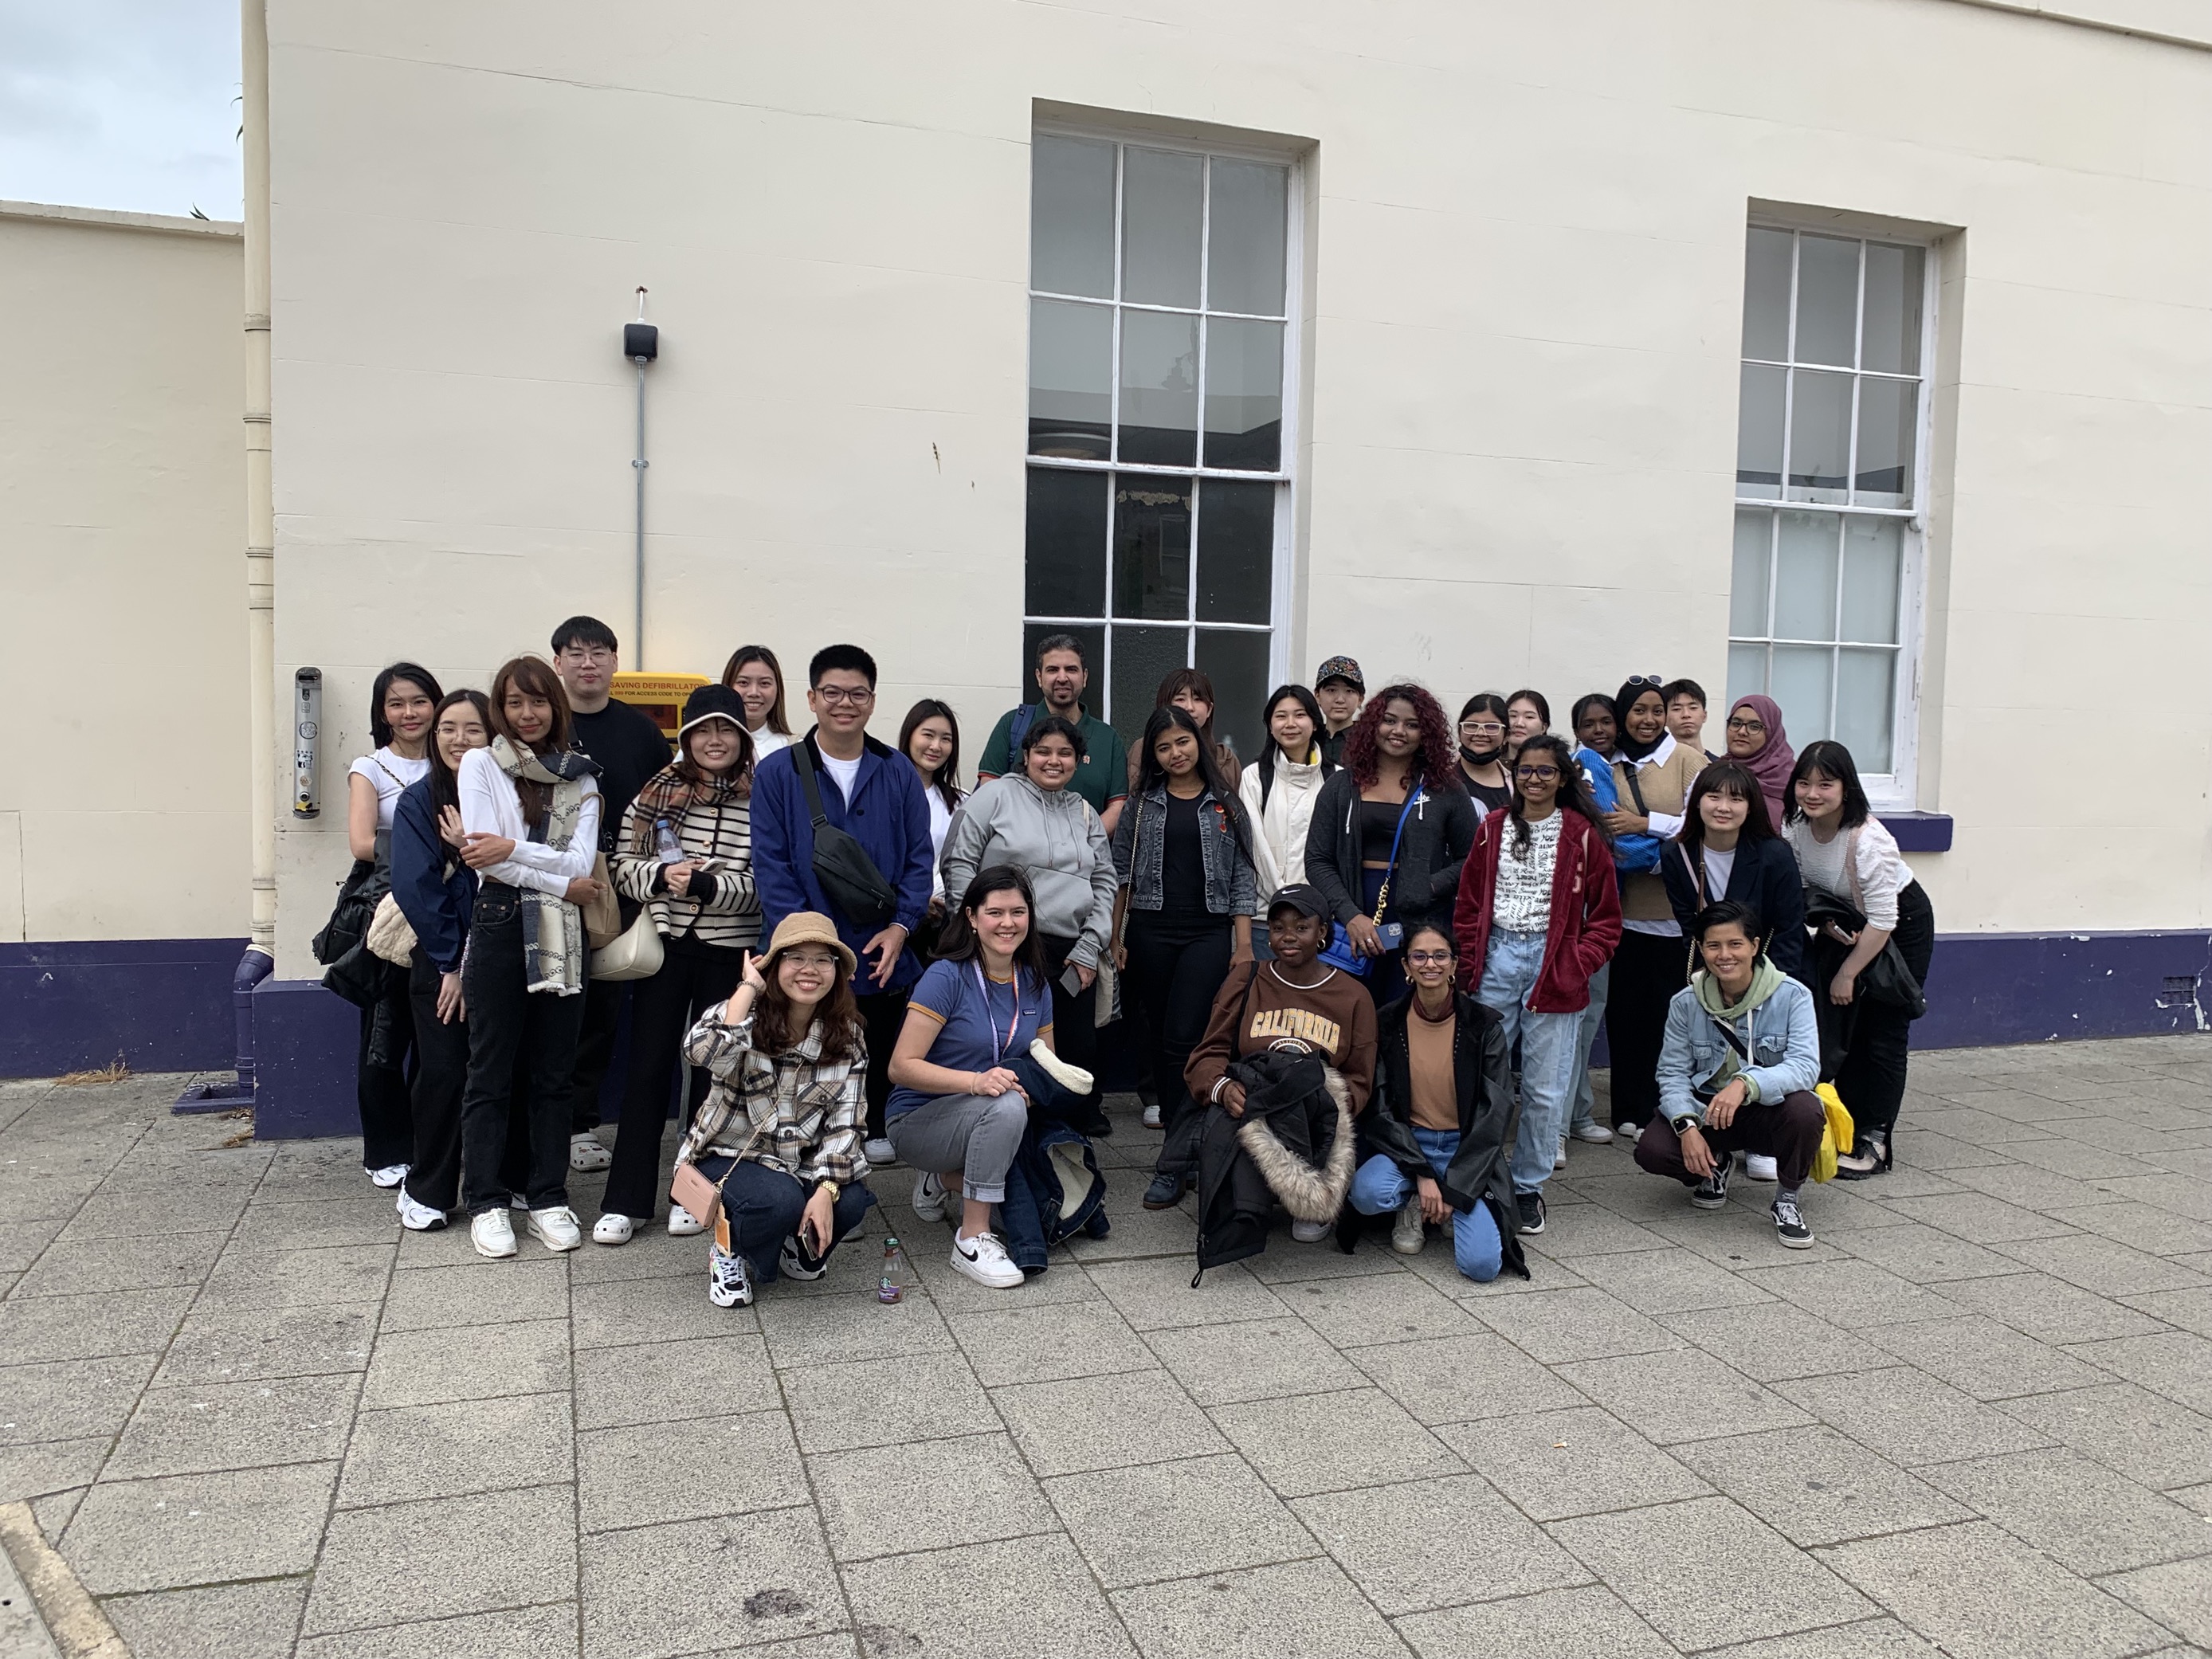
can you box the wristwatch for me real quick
[1671,1115,1702,1136]
[817,1179,841,1204]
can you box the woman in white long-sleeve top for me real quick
[456,655,606,1259]
[1237,684,1338,916]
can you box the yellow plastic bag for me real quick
[1810,1082,1855,1183]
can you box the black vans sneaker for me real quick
[1691,1159,1731,1210]
[1772,1194,1814,1249]
[1515,1190,1547,1235]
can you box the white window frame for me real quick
[1024,120,1306,735]
[1732,220,1939,810]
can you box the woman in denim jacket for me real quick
[1634,900,1825,1251]
[1111,706,1257,1209]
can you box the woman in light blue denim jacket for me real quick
[1634,900,1826,1251]
[1110,706,1257,1209]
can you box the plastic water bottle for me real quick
[654,818,683,863]
[877,1237,909,1304]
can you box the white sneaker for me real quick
[367,1163,409,1189]
[1571,1120,1614,1144]
[668,1204,706,1237]
[707,1243,754,1307]
[1614,1121,1643,1146]
[912,1171,953,1224]
[569,1133,612,1172]
[1141,1104,1163,1130]
[779,1234,829,1281]
[592,1213,634,1246]
[1744,1153,1780,1182]
[525,1206,583,1253]
[863,1137,898,1168]
[1027,1038,1095,1096]
[1391,1200,1426,1256]
[950,1229,1023,1288]
[1291,1218,1330,1244]
[396,1190,447,1232]
[1554,1138,1569,1171]
[471,1209,518,1259]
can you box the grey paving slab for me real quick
[0,1438,108,1504]
[57,1185,255,1241]
[29,1482,83,1542]
[2125,1286,2212,1338]
[1567,1241,1779,1313]
[106,1371,360,1480]
[1936,1269,2171,1343]
[1346,1328,1588,1426]
[197,1241,396,1310]
[1520,1206,1674,1261]
[578,1508,846,1659]
[1548,1493,1872,1649]
[155,1300,378,1386]
[2002,1135,2166,1180]
[1919,1446,2212,1575]
[1239,1233,1403,1283]
[1942,1158,2134,1213]
[1818,1520,2172,1659]
[1775,1367,2052,1465]
[573,1265,755,1347]
[2099,1173,2212,1224]
[579,1410,807,1532]
[1084,1254,1283,1330]
[990,1367,1229,1477]
[1660,1303,1894,1382]
[1269,1269,1484,1347]
[1865,1310,2109,1400]
[1061,1198,1206,1265]
[1999,1232,2210,1296]
[0,1351,158,1445]
[573,1332,778,1430]
[1672,1424,1976,1547]
[337,1391,575,1508]
[947,1297,1155,1386]
[1044,1452,1320,1589]
[809,1430,1057,1563]
[2068,1330,2212,1415]
[305,1483,577,1634]
[1551,1347,1810,1444]
[2102,1556,2212,1649]
[360,1316,568,1407]
[2049,1201,2212,1257]
[1998,1381,2212,1490]
[103,1577,311,1659]
[1697,1618,1946,1657]
[1292,1471,1586,1614]
[59,1460,339,1594]
[12,1229,228,1296]
[904,1245,1103,1313]
[756,1284,947,1367]
[785,1350,994,1453]
[1207,1386,1464,1499]
[1394,1583,1677,1659]
[562,1222,700,1283]
[1108,1557,1411,1659]
[1143,1312,1367,1406]
[293,1602,580,1659]
[1836,1218,2031,1282]
[845,1534,1136,1659]
[381,1258,568,1331]
[1465,1285,1681,1364]
[1437,1406,1711,1522]
[0,1285,192,1366]
[1879,1189,2085,1243]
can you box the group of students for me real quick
[338,619,1933,1306]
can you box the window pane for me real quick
[1028,299,1112,461]
[1110,624,1190,746]
[1112,474,1193,622]
[1021,622,1105,708]
[1197,479,1273,624]
[1202,316,1283,471]
[1736,363,1784,500]
[1207,159,1288,316]
[1730,508,1772,637]
[1195,629,1273,763]
[1786,369,1851,503]
[1853,376,1915,507]
[1861,243,1924,376]
[1025,467,1108,620]
[1727,641,1768,708]
[1031,135,1116,299]
[1834,649,1896,772]
[1771,645,1834,743]
[1118,309,1198,467]
[1774,511,1840,641]
[1794,234,1859,367]
[1121,147,1202,308]
[1841,516,1903,645]
[1742,227,1793,361]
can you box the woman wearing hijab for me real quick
[1722,694,1795,832]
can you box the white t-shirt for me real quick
[749,727,791,761]
[819,750,863,803]
[1702,845,1737,902]
[924,786,955,899]
[349,747,430,828]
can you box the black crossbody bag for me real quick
[790,741,900,930]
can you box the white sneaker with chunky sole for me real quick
[862,1137,898,1168]
[396,1190,448,1232]
[707,1244,754,1307]
[950,1229,1023,1288]
[1571,1121,1615,1144]
[1744,1153,1780,1182]
[1141,1104,1163,1130]
[1291,1218,1330,1244]
[568,1133,612,1172]
[1027,1039,1095,1096]
[667,1204,706,1237]
[367,1163,409,1189]
[592,1214,634,1245]
[471,1209,518,1258]
[526,1206,583,1253]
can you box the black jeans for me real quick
[1039,933,1101,1124]
[355,974,415,1170]
[1604,928,1686,1128]
[602,935,746,1220]
[1124,909,1235,1178]
[571,975,626,1134]
[691,1155,877,1283]
[858,990,909,1143]
[1830,879,1935,1138]
[404,952,528,1213]
[460,884,588,1216]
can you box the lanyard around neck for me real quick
[972,961,1022,1065]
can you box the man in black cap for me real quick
[1313,656,1366,767]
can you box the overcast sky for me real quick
[0,0,242,220]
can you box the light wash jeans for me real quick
[1568,961,1611,1135]
[1347,1128,1504,1282]
[1476,928,1582,1195]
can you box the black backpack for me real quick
[790,741,900,930]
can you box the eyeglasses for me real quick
[782,951,839,970]
[559,646,614,665]
[1406,950,1453,967]
[1726,716,1766,734]
[1459,720,1504,736]
[1515,765,1560,782]
[813,686,875,706]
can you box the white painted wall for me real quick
[261,0,2212,974]
[0,204,249,943]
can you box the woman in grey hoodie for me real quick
[939,716,1117,1131]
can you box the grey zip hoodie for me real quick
[939,774,1117,968]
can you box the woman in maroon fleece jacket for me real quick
[1451,735,1622,1235]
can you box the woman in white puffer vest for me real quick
[1237,685,1340,924]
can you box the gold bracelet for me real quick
[818,1179,840,1203]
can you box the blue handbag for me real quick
[1317,791,1419,977]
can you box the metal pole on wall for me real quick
[626,288,657,668]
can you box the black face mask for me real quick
[1460,741,1504,771]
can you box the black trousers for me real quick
[1605,928,1688,1128]
[1124,909,1234,1178]
[859,989,908,1143]
[355,975,415,1171]
[602,935,746,1220]
[404,953,529,1213]
[459,886,588,1215]
[1038,933,1101,1124]
[571,974,626,1134]
[1635,1092,1829,1190]
[1830,880,1936,1138]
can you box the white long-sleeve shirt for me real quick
[1786,815,1907,931]
[457,747,601,896]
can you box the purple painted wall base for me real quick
[0,938,248,1077]
[250,977,365,1139]
[1915,929,2210,1049]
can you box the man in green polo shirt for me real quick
[977,634,1131,835]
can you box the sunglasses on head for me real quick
[1624,674,1664,688]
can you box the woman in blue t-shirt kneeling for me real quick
[886,865,1092,1289]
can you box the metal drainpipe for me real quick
[625,288,657,668]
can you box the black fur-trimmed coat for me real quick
[1192,1049,1355,1277]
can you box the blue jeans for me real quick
[692,1155,876,1284]
[1569,961,1611,1135]
[1348,1128,1504,1282]
[1476,928,1581,1195]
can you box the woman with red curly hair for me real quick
[1306,684,1477,1004]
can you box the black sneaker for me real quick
[1772,1194,1814,1249]
[1515,1190,1547,1235]
[778,1233,829,1281]
[1691,1159,1731,1210]
[1142,1170,1188,1210]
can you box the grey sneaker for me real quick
[1691,1159,1731,1210]
[1391,1199,1426,1256]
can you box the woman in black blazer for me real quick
[1661,761,1807,981]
